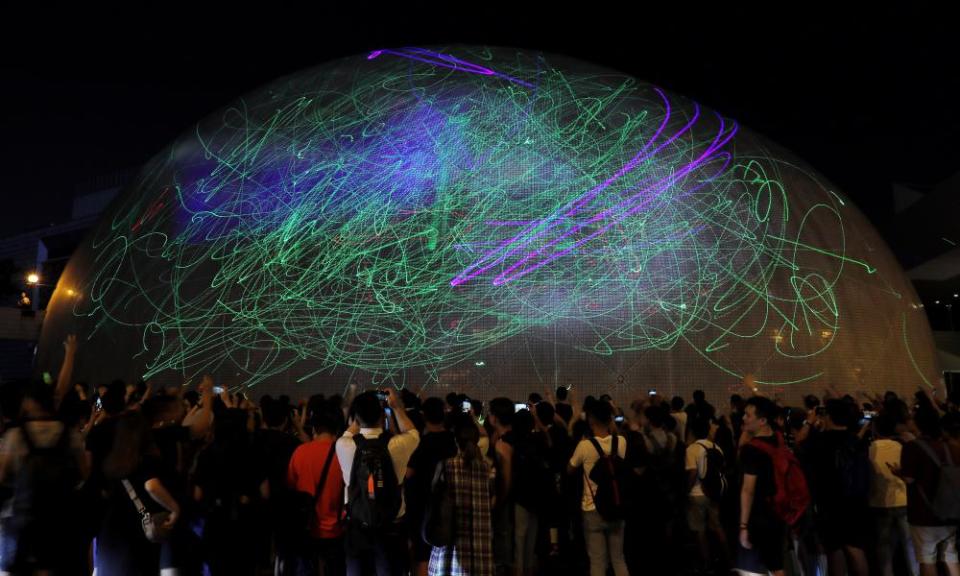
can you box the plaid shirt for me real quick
[428,454,494,576]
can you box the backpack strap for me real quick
[695,441,711,479]
[313,442,338,507]
[588,437,605,459]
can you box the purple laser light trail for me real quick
[368,47,535,88]
[451,89,707,287]
[490,115,738,286]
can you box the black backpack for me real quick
[3,424,80,563]
[695,441,727,502]
[345,432,401,552]
[587,435,631,522]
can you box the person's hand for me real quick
[739,527,752,549]
[221,388,235,408]
[886,462,904,478]
[63,334,78,356]
[162,510,179,529]
[386,388,404,410]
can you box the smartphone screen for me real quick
[212,386,225,395]
[514,403,527,413]
[614,415,625,423]
[462,400,471,412]
[648,389,656,396]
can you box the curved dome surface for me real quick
[38,46,939,401]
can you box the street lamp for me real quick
[26,273,39,285]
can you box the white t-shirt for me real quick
[869,438,907,508]
[569,434,628,512]
[336,427,420,519]
[685,439,722,497]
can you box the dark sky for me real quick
[2,5,958,237]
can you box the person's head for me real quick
[141,394,184,427]
[873,413,897,438]
[914,407,942,439]
[535,401,555,427]
[803,394,821,411]
[670,396,685,412]
[587,400,613,433]
[487,397,514,429]
[446,392,460,411]
[103,412,154,479]
[213,407,252,450]
[101,380,127,416]
[883,391,899,404]
[451,412,481,464]
[422,397,447,427]
[351,391,385,428]
[823,398,854,429]
[20,381,55,419]
[744,397,777,434]
[690,417,711,440]
[643,405,665,429]
[401,389,420,412]
[599,394,613,405]
[941,412,960,440]
[528,392,543,405]
[310,398,345,436]
[555,386,569,402]
[513,409,534,438]
[262,397,290,429]
[693,390,706,404]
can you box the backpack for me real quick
[914,439,960,522]
[345,432,401,552]
[695,441,727,502]
[2,424,80,567]
[421,460,455,547]
[513,435,553,513]
[835,435,870,506]
[747,432,810,526]
[586,435,632,522]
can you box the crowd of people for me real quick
[0,335,958,576]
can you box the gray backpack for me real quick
[915,439,960,521]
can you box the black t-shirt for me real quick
[252,428,301,498]
[555,403,574,424]
[85,417,120,489]
[194,444,264,516]
[406,430,457,515]
[741,434,778,523]
[803,429,860,513]
[151,425,191,496]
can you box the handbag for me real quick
[122,479,172,543]
[421,460,456,547]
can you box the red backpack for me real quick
[747,432,810,526]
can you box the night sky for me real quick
[2,5,957,243]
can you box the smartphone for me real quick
[862,411,877,420]
[212,386,225,395]
[376,388,389,402]
[385,407,393,430]
[614,415,625,423]
[95,397,103,412]
[648,389,657,396]
[515,403,527,413]
[462,400,472,413]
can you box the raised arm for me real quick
[54,334,78,410]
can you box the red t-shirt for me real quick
[287,437,344,538]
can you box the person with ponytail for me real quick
[428,412,493,576]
